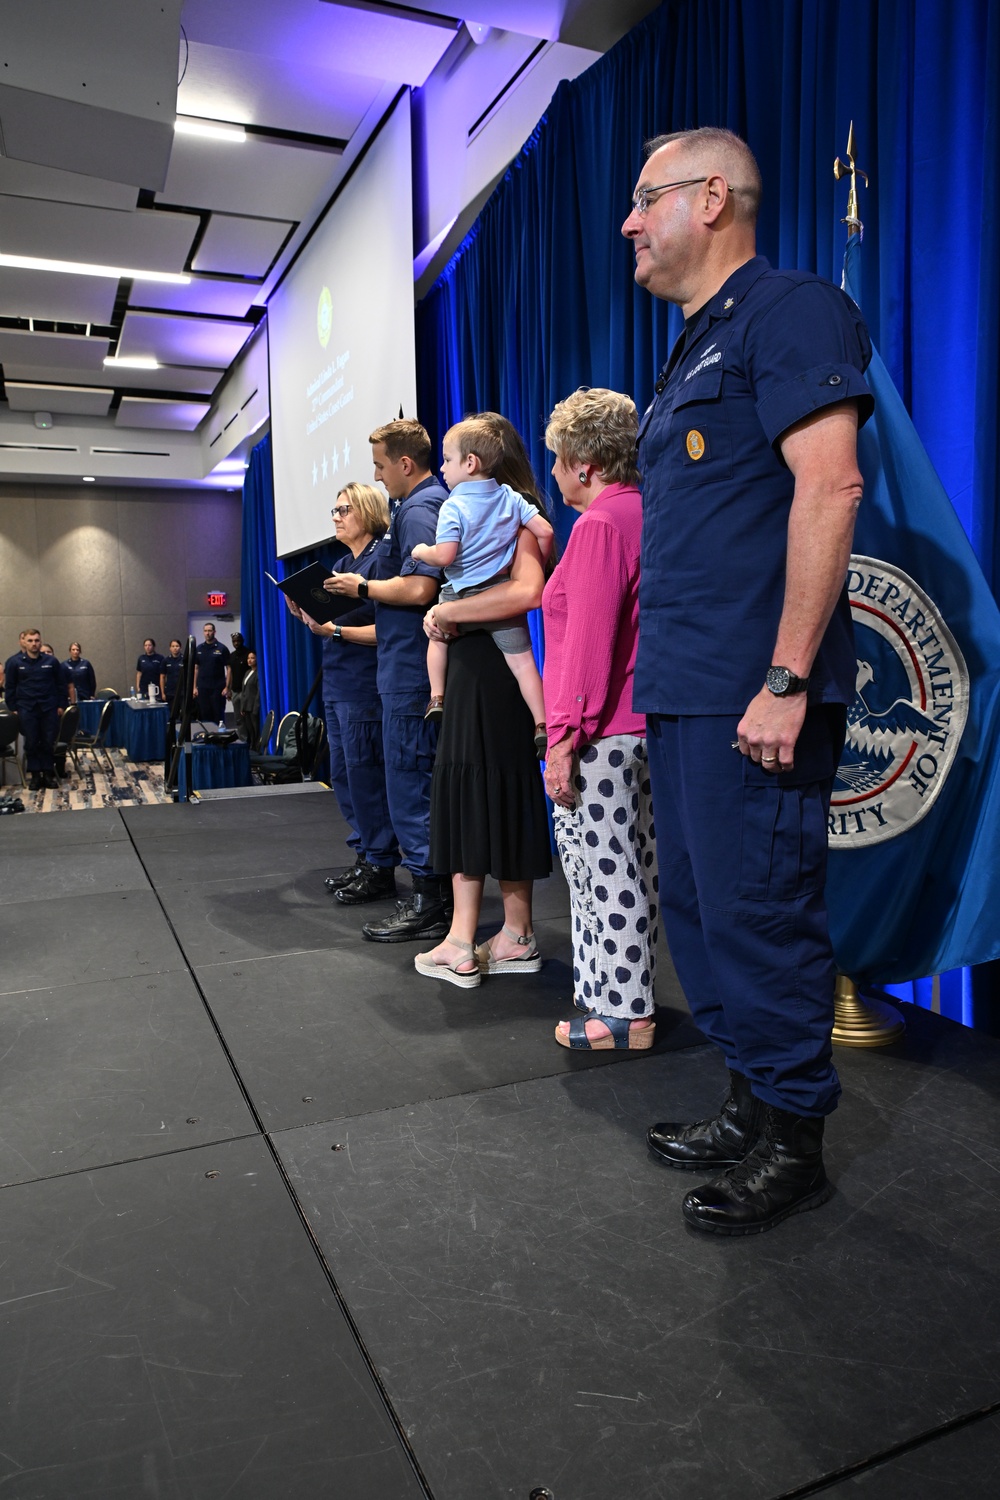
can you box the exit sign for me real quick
[206,591,228,608]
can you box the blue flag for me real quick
[825,234,1000,983]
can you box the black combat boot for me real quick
[334,863,398,905]
[325,862,364,893]
[361,875,449,942]
[647,1070,764,1170]
[681,1104,834,1236]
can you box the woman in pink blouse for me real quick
[542,388,659,1050]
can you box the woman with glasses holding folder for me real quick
[284,482,399,902]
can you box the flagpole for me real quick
[830,124,906,1050]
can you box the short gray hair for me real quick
[645,127,762,225]
[545,388,640,486]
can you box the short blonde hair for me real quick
[336,481,390,539]
[545,388,640,486]
[444,417,505,478]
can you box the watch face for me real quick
[767,666,791,695]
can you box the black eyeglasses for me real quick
[630,177,708,216]
[331,504,352,518]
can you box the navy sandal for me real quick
[555,1012,655,1051]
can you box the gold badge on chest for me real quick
[685,429,706,460]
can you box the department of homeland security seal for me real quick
[830,556,968,848]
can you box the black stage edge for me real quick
[1,798,998,1498]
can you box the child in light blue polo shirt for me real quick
[412,416,554,751]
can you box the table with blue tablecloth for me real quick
[120,701,170,761]
[177,740,252,799]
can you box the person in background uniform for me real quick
[6,628,72,790]
[160,640,185,707]
[229,632,251,696]
[238,650,260,748]
[193,623,231,724]
[621,127,872,1236]
[63,642,96,703]
[324,419,448,944]
[135,639,165,698]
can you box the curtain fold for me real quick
[416,0,997,579]
[240,433,347,721]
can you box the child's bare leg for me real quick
[426,637,449,699]
[504,649,546,726]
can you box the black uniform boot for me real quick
[647,1069,764,1170]
[28,772,43,792]
[325,861,365,893]
[681,1105,834,1236]
[361,876,449,942]
[334,863,398,905]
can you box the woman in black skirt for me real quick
[415,416,551,988]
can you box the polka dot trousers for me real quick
[553,734,659,1019]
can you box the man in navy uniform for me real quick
[135,639,165,698]
[63,642,96,702]
[324,419,448,942]
[193,623,231,724]
[6,628,72,790]
[621,127,873,1235]
[160,639,185,707]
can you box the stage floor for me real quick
[1,794,997,1498]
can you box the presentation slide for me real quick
[269,96,417,558]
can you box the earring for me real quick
[577,470,588,483]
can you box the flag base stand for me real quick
[832,975,905,1048]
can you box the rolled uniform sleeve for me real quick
[746,280,874,447]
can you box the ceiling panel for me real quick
[0,267,118,324]
[0,328,109,371]
[178,41,383,140]
[5,382,114,416]
[159,131,340,220]
[190,215,292,278]
[0,198,199,274]
[3,361,223,396]
[128,277,261,319]
[116,397,211,431]
[0,156,138,212]
[181,0,458,86]
[117,310,253,369]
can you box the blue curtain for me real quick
[414,0,1000,1027]
[416,0,998,576]
[240,433,347,720]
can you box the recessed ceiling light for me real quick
[104,356,159,370]
[0,252,190,284]
[175,116,246,143]
[82,475,96,482]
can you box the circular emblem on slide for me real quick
[830,556,968,848]
[685,429,705,460]
[317,286,333,348]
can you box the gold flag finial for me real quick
[834,121,869,238]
